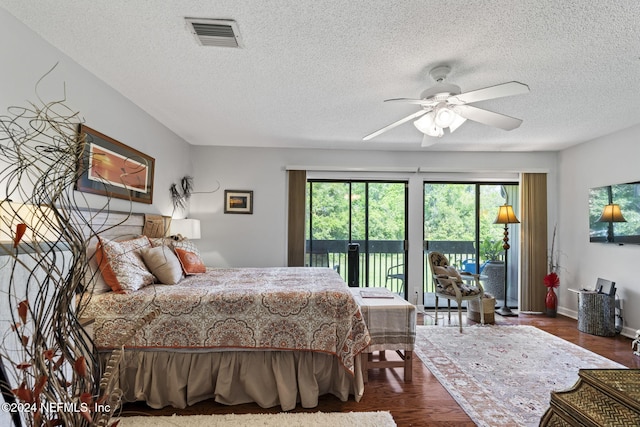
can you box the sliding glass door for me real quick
[424,182,519,309]
[307,180,408,298]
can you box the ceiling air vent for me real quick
[186,18,242,48]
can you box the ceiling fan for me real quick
[363,66,530,146]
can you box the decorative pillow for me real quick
[83,243,112,295]
[438,282,482,297]
[434,265,462,280]
[170,238,201,256]
[140,245,184,285]
[96,236,155,293]
[174,247,206,274]
[149,237,173,248]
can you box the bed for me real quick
[77,212,370,411]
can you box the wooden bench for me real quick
[351,288,416,382]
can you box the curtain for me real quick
[287,170,306,266]
[520,173,548,313]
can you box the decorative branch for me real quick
[169,176,219,211]
[548,224,559,274]
[169,183,186,210]
[0,64,128,427]
[180,176,193,199]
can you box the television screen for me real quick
[589,181,640,244]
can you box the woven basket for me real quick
[468,296,496,324]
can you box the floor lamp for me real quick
[494,204,520,317]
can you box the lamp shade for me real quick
[0,201,59,244]
[494,204,520,224]
[170,218,201,239]
[597,204,626,223]
[434,105,455,128]
[413,112,444,137]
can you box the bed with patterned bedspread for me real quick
[81,266,370,410]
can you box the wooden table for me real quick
[350,288,416,382]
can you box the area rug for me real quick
[117,411,396,427]
[414,324,625,427]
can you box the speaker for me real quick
[347,243,359,287]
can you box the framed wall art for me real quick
[224,190,253,214]
[75,125,155,204]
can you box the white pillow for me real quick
[140,245,184,285]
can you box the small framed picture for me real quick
[224,190,253,214]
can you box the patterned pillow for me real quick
[170,238,206,274]
[434,266,482,296]
[171,238,201,257]
[438,282,482,297]
[96,236,155,293]
[174,247,206,274]
[149,237,173,248]
[140,245,184,285]
[434,265,462,280]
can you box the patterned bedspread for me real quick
[81,267,370,373]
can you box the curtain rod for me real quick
[285,165,419,173]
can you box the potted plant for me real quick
[480,240,503,263]
[479,240,505,300]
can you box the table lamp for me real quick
[170,218,201,240]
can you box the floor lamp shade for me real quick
[170,218,201,239]
[494,204,520,225]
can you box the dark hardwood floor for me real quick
[121,313,640,426]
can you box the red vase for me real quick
[545,287,557,317]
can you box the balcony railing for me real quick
[305,239,493,296]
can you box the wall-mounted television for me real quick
[589,181,640,244]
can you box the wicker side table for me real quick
[577,292,615,337]
[540,369,640,426]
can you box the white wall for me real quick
[190,146,557,308]
[0,8,191,216]
[0,11,193,425]
[557,124,640,336]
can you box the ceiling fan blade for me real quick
[449,81,529,105]
[452,105,523,131]
[384,98,438,107]
[421,134,438,147]
[363,109,429,141]
[448,113,467,133]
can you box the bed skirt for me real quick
[108,350,365,411]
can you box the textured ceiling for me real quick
[2,1,640,151]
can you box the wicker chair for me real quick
[428,251,485,332]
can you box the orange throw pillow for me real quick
[174,247,206,274]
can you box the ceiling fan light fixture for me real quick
[363,65,529,144]
[414,112,443,137]
[434,104,455,128]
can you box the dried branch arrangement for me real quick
[0,66,148,426]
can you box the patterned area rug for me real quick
[117,411,396,427]
[414,325,625,426]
